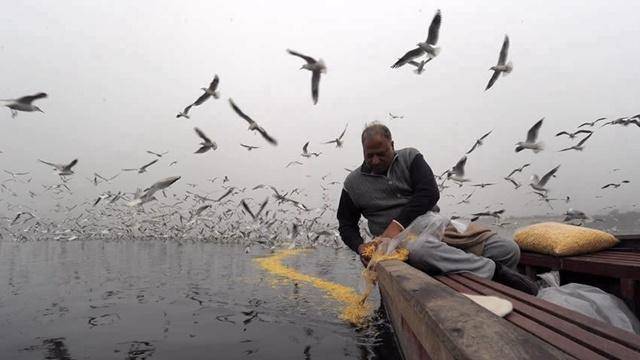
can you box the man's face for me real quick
[363,135,395,175]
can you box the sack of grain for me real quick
[514,222,618,256]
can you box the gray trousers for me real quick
[406,234,520,279]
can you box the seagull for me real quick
[146,150,169,158]
[122,159,159,174]
[176,104,193,119]
[506,163,531,178]
[504,177,521,189]
[471,182,496,188]
[2,93,47,118]
[286,161,303,168]
[388,113,404,119]
[407,58,431,74]
[228,99,278,145]
[515,118,544,153]
[240,144,260,151]
[600,117,640,128]
[485,35,513,91]
[10,211,35,226]
[578,117,606,128]
[447,156,470,184]
[38,159,78,176]
[391,9,442,68]
[555,129,593,139]
[601,180,630,189]
[127,176,181,207]
[457,192,474,205]
[530,165,560,192]
[286,49,326,105]
[301,142,321,158]
[193,127,217,154]
[470,209,505,222]
[466,130,493,154]
[564,209,589,222]
[323,124,348,148]
[559,132,593,152]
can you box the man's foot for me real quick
[492,262,539,296]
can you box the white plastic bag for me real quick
[382,211,449,255]
[537,273,640,334]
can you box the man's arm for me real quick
[337,189,364,253]
[395,153,440,228]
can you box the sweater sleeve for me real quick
[337,189,364,253]
[395,154,440,228]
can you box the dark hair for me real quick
[361,122,392,144]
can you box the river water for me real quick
[0,239,400,359]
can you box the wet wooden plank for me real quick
[376,261,570,360]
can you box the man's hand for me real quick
[358,238,382,267]
[380,220,404,239]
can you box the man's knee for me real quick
[486,236,520,269]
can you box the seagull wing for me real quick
[194,127,212,143]
[576,132,593,147]
[311,70,321,105]
[256,126,278,146]
[526,118,544,143]
[337,124,348,140]
[577,122,592,128]
[209,75,220,91]
[240,200,256,220]
[555,131,570,137]
[391,47,424,68]
[38,159,57,168]
[497,35,509,65]
[485,70,500,91]
[286,49,316,64]
[256,197,269,217]
[426,9,442,45]
[229,99,256,126]
[65,159,79,170]
[574,130,593,136]
[539,165,560,187]
[192,92,211,106]
[17,92,47,104]
[141,159,159,170]
[302,142,309,154]
[479,130,493,141]
[452,156,467,177]
[465,141,479,154]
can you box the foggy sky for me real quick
[1,0,640,221]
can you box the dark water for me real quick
[0,240,400,359]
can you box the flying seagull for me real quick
[515,118,544,153]
[471,182,496,188]
[388,113,404,119]
[301,142,321,158]
[559,132,593,152]
[323,124,348,148]
[228,99,278,145]
[504,177,522,189]
[466,130,493,154]
[470,209,505,222]
[146,150,169,157]
[578,117,607,128]
[176,75,220,119]
[193,127,218,154]
[447,156,470,184]
[123,159,159,174]
[391,9,442,68]
[2,93,47,118]
[601,180,630,189]
[555,129,592,139]
[530,165,560,192]
[127,176,181,207]
[286,49,326,105]
[485,35,513,91]
[240,144,260,151]
[506,163,531,178]
[286,161,303,168]
[38,159,78,176]
[564,209,589,222]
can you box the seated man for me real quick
[337,123,538,295]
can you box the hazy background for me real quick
[1,0,640,223]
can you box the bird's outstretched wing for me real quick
[426,9,442,45]
[539,165,560,186]
[256,127,278,146]
[17,92,47,104]
[526,118,544,143]
[241,200,256,220]
[311,70,321,105]
[337,124,348,140]
[498,35,509,65]
[141,159,159,170]
[485,70,500,91]
[391,47,424,68]
[38,159,57,168]
[194,127,212,143]
[286,49,316,64]
[229,99,255,125]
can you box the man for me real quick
[337,123,538,295]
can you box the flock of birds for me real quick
[1,9,639,249]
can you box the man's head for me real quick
[361,123,395,175]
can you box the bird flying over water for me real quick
[193,127,217,154]
[128,176,181,207]
[601,180,630,189]
[123,159,159,174]
[287,49,326,105]
[515,118,544,153]
[506,163,531,178]
[559,132,593,152]
[466,130,493,154]
[391,9,442,68]
[240,144,260,151]
[176,75,220,119]
[146,150,169,158]
[530,165,560,192]
[578,117,606,128]
[323,124,348,148]
[301,142,321,158]
[447,156,470,184]
[555,129,592,139]
[485,35,513,91]
[2,92,47,118]
[38,159,78,176]
[228,99,278,145]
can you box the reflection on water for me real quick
[0,239,399,359]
